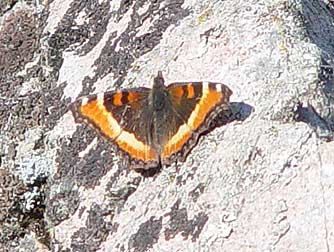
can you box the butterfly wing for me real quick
[70,88,160,169]
[160,82,232,164]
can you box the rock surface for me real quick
[1,0,334,251]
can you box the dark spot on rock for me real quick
[55,128,113,189]
[46,184,80,225]
[164,199,208,242]
[128,216,163,252]
[78,206,86,219]
[188,183,206,202]
[0,0,18,16]
[71,203,118,252]
[176,171,195,186]
[0,170,50,249]
[294,102,334,141]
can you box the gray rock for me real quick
[1,0,334,251]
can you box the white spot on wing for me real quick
[81,97,89,106]
[97,93,104,105]
[216,84,222,92]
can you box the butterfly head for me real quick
[153,71,165,89]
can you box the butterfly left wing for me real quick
[160,81,232,164]
[70,88,160,169]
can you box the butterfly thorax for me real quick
[152,86,168,110]
[149,79,172,155]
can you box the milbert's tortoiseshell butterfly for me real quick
[70,72,232,170]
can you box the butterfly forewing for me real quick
[70,88,160,168]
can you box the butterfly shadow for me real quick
[135,102,254,178]
[225,102,254,123]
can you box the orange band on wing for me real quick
[169,86,184,98]
[79,98,156,161]
[186,84,195,98]
[162,124,192,158]
[127,92,140,102]
[115,131,156,161]
[113,92,123,106]
[80,100,121,139]
[187,83,223,130]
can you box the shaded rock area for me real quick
[0,0,334,252]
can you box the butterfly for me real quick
[70,71,232,170]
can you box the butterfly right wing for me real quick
[160,81,232,164]
[70,88,159,169]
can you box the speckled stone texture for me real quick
[1,0,334,251]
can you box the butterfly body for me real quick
[70,71,232,170]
